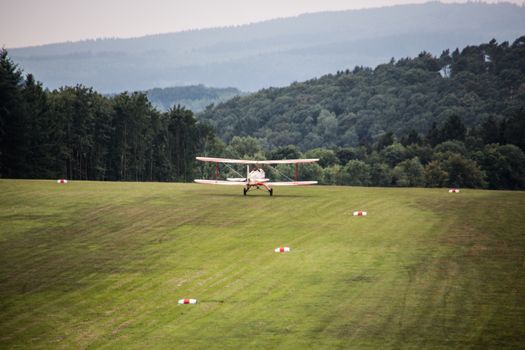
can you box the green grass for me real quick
[0,180,524,349]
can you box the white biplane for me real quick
[194,156,319,196]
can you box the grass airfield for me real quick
[0,180,524,349]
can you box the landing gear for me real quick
[243,185,273,196]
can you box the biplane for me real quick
[194,157,319,196]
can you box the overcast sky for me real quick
[1,0,523,48]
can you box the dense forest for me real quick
[146,85,242,112]
[1,36,525,189]
[10,2,525,92]
[199,36,525,149]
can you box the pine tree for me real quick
[0,49,27,177]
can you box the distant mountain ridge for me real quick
[145,85,243,112]
[9,2,525,92]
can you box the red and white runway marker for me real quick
[178,299,197,304]
[274,247,290,253]
[353,211,367,216]
[449,188,460,193]
[57,179,68,184]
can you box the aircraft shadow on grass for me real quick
[193,192,314,198]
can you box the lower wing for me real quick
[194,179,246,186]
[266,181,318,186]
[227,178,246,182]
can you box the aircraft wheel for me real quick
[243,188,247,196]
[269,189,273,196]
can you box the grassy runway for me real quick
[0,180,524,349]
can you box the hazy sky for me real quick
[1,0,523,48]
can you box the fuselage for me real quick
[247,168,268,185]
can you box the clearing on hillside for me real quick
[0,180,524,349]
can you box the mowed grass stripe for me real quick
[0,180,524,349]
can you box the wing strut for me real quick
[295,164,298,181]
[215,162,219,180]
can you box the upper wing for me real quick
[257,159,319,164]
[196,156,319,164]
[194,179,246,186]
[196,157,255,164]
[265,181,318,186]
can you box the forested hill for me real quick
[198,37,525,150]
[10,2,525,92]
[145,85,242,112]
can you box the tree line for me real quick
[0,49,219,182]
[218,111,525,190]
